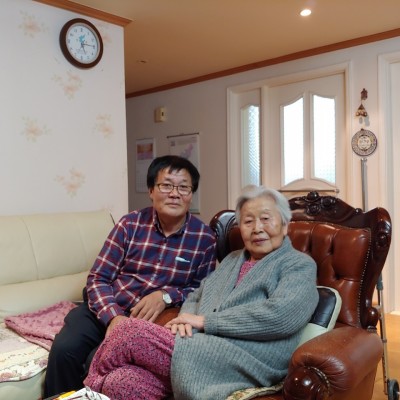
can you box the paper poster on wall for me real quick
[168,133,200,213]
[136,138,155,192]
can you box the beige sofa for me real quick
[0,210,115,400]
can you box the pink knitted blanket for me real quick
[4,301,77,351]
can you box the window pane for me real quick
[283,98,304,185]
[242,105,260,185]
[313,95,335,183]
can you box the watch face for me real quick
[162,292,172,305]
[351,129,377,157]
[60,19,103,68]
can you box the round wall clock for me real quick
[351,129,377,157]
[59,18,103,69]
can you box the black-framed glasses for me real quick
[156,183,193,196]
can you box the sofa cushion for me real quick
[0,210,114,323]
[0,272,87,323]
[226,382,284,399]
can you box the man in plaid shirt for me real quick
[44,155,217,397]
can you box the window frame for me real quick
[227,63,351,209]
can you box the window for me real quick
[312,95,336,183]
[242,105,260,186]
[283,97,304,185]
[281,94,336,186]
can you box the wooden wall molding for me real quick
[127,28,400,98]
[34,0,131,26]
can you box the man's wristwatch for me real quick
[162,290,172,306]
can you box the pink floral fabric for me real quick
[0,323,48,382]
[84,318,175,400]
[4,301,77,351]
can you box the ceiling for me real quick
[69,0,400,96]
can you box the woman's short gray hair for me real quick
[235,185,292,225]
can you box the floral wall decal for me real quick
[53,71,83,99]
[55,168,86,197]
[21,117,51,142]
[19,11,47,38]
[93,114,113,138]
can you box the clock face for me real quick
[357,135,372,150]
[60,19,103,68]
[351,129,377,157]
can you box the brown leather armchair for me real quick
[156,192,392,400]
[209,191,392,400]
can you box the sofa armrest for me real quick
[283,326,383,400]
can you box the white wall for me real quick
[0,0,128,221]
[126,36,399,311]
[126,81,229,224]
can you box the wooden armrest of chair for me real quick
[154,307,180,326]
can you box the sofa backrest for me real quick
[209,191,392,331]
[0,210,114,322]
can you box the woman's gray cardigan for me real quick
[171,236,319,400]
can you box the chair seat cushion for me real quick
[226,382,284,400]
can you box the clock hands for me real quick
[82,43,95,48]
[78,34,95,54]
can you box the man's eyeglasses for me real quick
[156,183,193,196]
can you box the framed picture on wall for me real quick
[168,133,200,213]
[136,138,156,192]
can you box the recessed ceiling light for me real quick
[300,9,312,17]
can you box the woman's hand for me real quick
[165,313,205,337]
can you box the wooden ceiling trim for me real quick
[127,28,400,98]
[34,0,132,26]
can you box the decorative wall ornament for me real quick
[351,127,378,211]
[353,89,375,210]
[351,128,377,157]
[355,88,368,118]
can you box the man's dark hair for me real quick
[147,155,200,193]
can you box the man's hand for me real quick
[129,290,166,322]
[106,315,128,337]
[164,313,205,337]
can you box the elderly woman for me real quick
[84,185,319,400]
